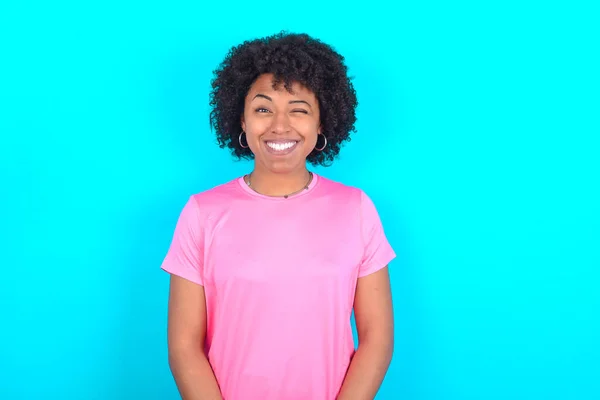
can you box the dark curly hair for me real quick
[209,31,358,166]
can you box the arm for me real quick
[337,266,394,400]
[167,275,223,400]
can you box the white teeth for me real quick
[267,141,296,151]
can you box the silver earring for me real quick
[238,131,249,149]
[315,133,327,151]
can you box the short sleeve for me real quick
[358,191,396,278]
[160,196,205,286]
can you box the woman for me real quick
[161,32,396,400]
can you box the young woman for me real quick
[161,32,396,400]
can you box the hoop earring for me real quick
[238,131,249,149]
[315,133,327,151]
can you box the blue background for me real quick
[1,1,599,399]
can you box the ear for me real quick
[317,125,322,135]
[241,114,246,132]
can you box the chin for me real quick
[258,156,306,174]
[266,162,302,174]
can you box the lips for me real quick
[264,140,300,155]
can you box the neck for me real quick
[248,165,311,197]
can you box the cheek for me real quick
[302,122,319,141]
[296,118,319,136]
[302,132,319,155]
[305,132,318,145]
[245,131,262,154]
[243,119,264,143]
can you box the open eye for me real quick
[255,107,270,113]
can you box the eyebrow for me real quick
[253,94,312,108]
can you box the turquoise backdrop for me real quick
[1,1,598,399]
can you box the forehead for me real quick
[248,73,315,99]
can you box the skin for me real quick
[240,73,321,196]
[336,267,395,400]
[167,73,394,400]
[167,277,223,400]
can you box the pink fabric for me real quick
[161,173,395,400]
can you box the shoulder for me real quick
[316,174,362,197]
[315,174,370,204]
[191,176,241,200]
[184,177,245,215]
[316,175,386,224]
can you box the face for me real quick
[241,73,321,174]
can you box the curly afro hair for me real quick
[209,31,358,166]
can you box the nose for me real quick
[270,111,291,134]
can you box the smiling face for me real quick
[241,73,321,174]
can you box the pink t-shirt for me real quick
[161,173,395,400]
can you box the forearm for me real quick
[337,338,393,400]
[169,347,223,400]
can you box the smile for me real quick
[264,140,299,155]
